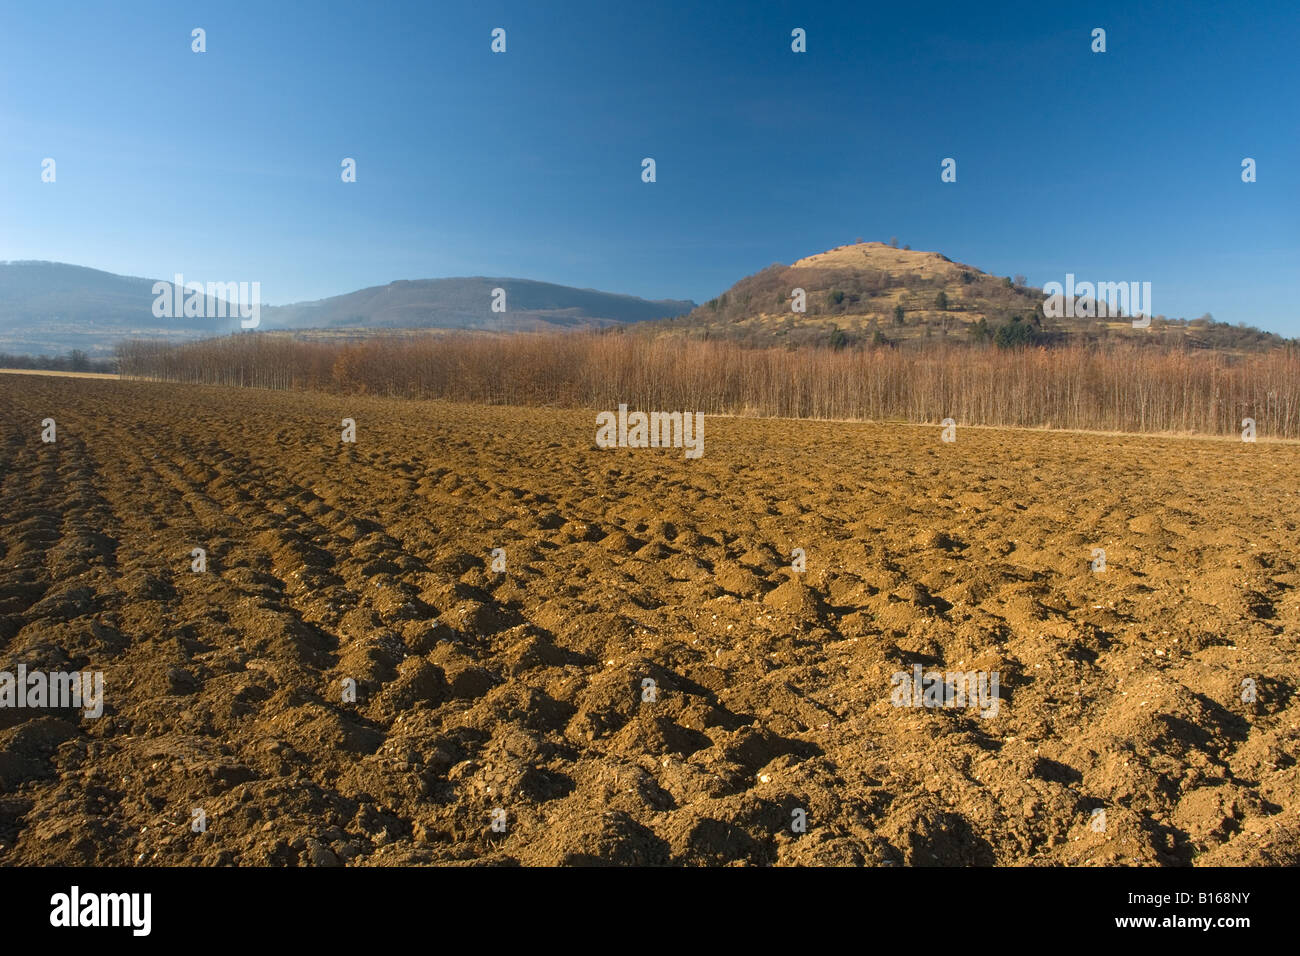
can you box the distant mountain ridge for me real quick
[0,261,198,328]
[0,251,1282,360]
[264,277,695,331]
[0,261,696,356]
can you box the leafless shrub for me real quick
[115,334,1300,437]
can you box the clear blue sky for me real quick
[2,1,1296,331]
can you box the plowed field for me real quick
[1,376,1297,865]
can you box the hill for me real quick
[0,262,253,357]
[645,241,1287,352]
[0,262,695,357]
[262,277,694,332]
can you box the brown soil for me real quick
[1,377,1296,866]
[0,369,120,381]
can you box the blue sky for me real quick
[2,0,1296,331]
